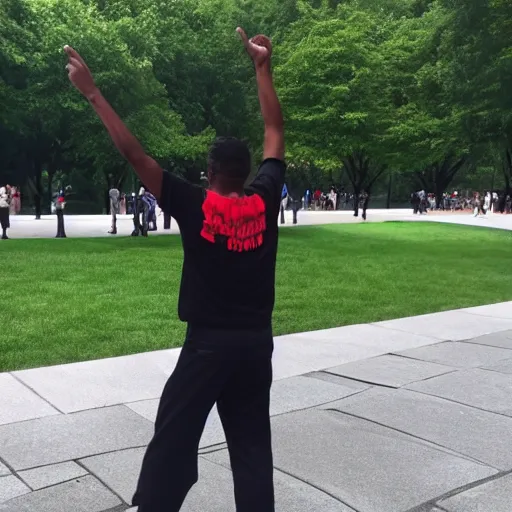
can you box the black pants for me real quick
[133,325,275,512]
[0,208,9,233]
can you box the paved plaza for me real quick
[6,208,512,238]
[1,302,512,511]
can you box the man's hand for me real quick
[64,45,98,100]
[237,28,272,69]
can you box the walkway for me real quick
[7,209,512,238]
[1,302,512,511]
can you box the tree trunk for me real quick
[105,190,111,215]
[504,149,512,196]
[353,190,360,217]
[34,161,42,219]
[47,171,54,214]
[435,187,444,210]
[386,174,392,209]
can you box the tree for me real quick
[276,4,392,215]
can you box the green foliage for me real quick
[0,0,510,212]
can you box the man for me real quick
[65,26,284,512]
[280,182,288,224]
[0,185,11,239]
[142,189,158,231]
[108,188,120,234]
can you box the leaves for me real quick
[1,0,511,210]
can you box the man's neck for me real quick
[209,186,245,199]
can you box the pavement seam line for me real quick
[367,323,447,341]
[17,474,89,493]
[319,369,398,389]
[404,468,512,512]
[455,310,512,322]
[0,454,18,477]
[273,466,360,511]
[325,409,500,470]
[402,384,512,420]
[74,459,127,506]
[13,444,150,473]
[8,372,65,414]
[455,339,512,351]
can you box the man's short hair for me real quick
[208,137,251,186]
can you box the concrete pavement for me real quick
[1,302,512,511]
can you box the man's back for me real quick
[159,158,286,329]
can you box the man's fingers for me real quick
[236,27,249,47]
[66,57,81,69]
[63,45,87,66]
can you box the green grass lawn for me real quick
[1,222,511,372]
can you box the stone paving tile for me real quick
[329,387,512,470]
[0,374,60,426]
[406,368,512,417]
[440,474,512,512]
[460,302,512,320]
[272,334,387,380]
[376,311,512,342]
[80,448,144,503]
[0,475,31,503]
[270,408,496,512]
[292,324,442,351]
[13,349,181,414]
[270,375,363,415]
[394,341,512,368]
[327,355,456,387]
[464,330,512,349]
[18,461,88,491]
[0,463,9,477]
[0,405,153,470]
[483,358,512,375]
[0,475,121,512]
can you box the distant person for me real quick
[483,191,491,215]
[313,188,321,210]
[473,192,482,217]
[143,190,158,231]
[305,189,311,210]
[0,185,11,239]
[328,188,337,211]
[361,190,370,220]
[65,26,284,512]
[280,182,288,224]
[120,193,127,215]
[108,188,120,234]
[10,186,20,215]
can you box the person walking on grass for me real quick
[65,26,284,512]
[0,184,11,240]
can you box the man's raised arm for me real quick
[64,46,162,199]
[237,29,284,161]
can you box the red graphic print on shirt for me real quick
[201,191,266,252]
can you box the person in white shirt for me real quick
[483,192,491,215]
[0,185,11,239]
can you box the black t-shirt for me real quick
[159,158,286,329]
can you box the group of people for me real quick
[109,187,161,236]
[281,185,370,214]
[411,189,512,216]
[0,184,21,240]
